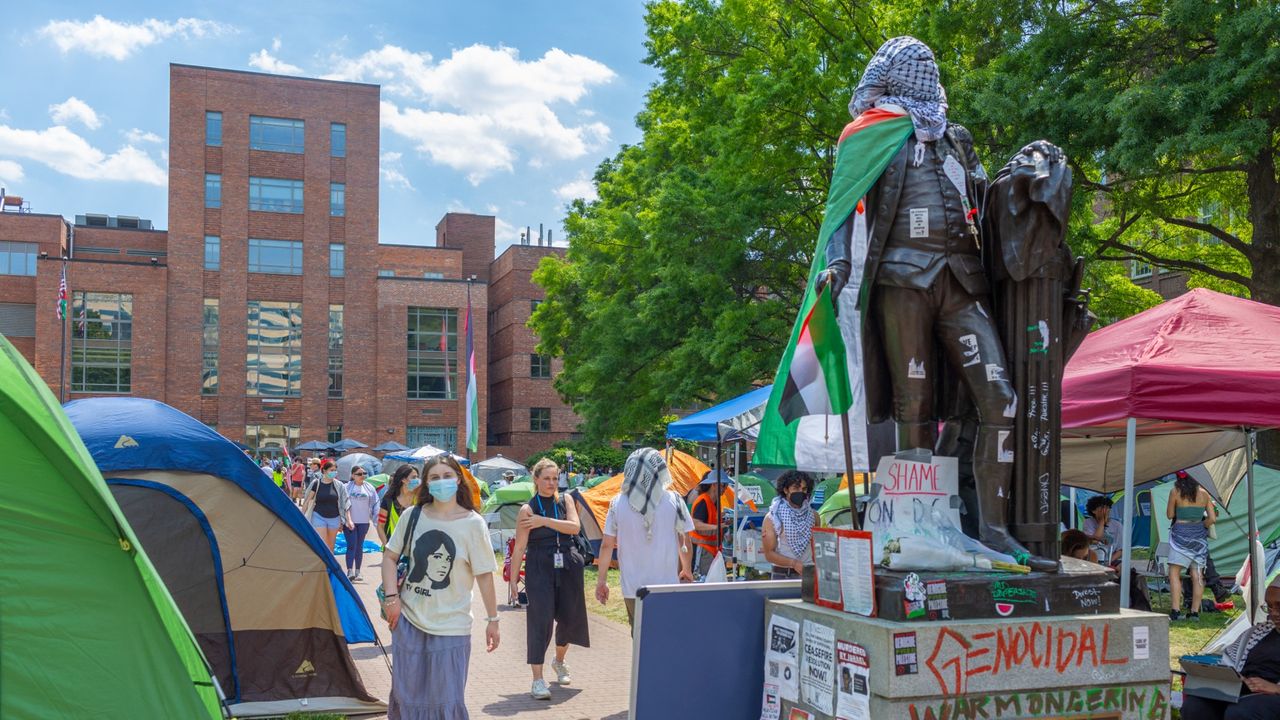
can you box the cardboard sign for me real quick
[866,456,961,563]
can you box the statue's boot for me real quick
[974,428,1058,573]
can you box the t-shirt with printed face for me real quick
[384,509,496,636]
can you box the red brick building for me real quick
[0,64,578,460]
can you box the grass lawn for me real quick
[584,564,630,626]
[1146,589,1242,669]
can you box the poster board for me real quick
[865,455,961,564]
[811,527,876,617]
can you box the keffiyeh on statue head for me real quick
[849,36,949,143]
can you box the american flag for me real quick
[57,265,67,321]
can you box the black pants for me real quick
[343,522,369,570]
[1181,692,1280,719]
[524,545,591,665]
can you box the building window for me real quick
[248,177,304,214]
[202,299,218,395]
[204,235,220,271]
[328,304,343,399]
[248,239,303,275]
[423,271,444,279]
[330,243,344,278]
[530,408,552,433]
[206,111,222,147]
[1130,260,1153,279]
[331,123,346,157]
[530,353,552,379]
[327,425,343,444]
[330,182,345,217]
[530,299,542,315]
[245,424,300,455]
[249,115,305,154]
[205,174,221,208]
[70,292,132,393]
[246,300,302,396]
[0,302,36,337]
[407,426,457,453]
[0,241,38,276]
[407,307,458,400]
[378,269,396,278]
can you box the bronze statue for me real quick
[821,37,1081,573]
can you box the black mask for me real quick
[788,491,807,507]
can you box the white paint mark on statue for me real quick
[908,358,926,379]
[985,363,1005,382]
[866,456,961,563]
[958,334,981,367]
[997,430,1014,463]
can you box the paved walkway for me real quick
[348,551,632,720]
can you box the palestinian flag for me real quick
[754,109,913,469]
[464,294,479,453]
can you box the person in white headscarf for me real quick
[593,448,694,627]
[1181,574,1280,719]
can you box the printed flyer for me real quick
[835,640,870,720]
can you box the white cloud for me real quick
[272,36,282,52]
[39,15,231,61]
[554,174,598,204]
[0,124,165,185]
[380,151,413,190]
[248,49,303,75]
[494,217,521,253]
[49,97,101,130]
[124,128,164,144]
[0,160,24,186]
[329,44,615,183]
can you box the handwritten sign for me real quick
[867,456,961,563]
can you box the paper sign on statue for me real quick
[865,456,961,563]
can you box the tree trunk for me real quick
[1245,149,1280,466]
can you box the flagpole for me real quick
[58,259,67,403]
[840,409,860,530]
[465,278,472,462]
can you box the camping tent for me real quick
[667,385,772,442]
[471,455,530,485]
[0,338,222,720]
[335,452,381,483]
[481,481,537,530]
[575,449,711,540]
[1063,289,1280,612]
[66,397,384,718]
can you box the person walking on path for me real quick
[305,458,354,552]
[378,464,421,547]
[1168,470,1217,620]
[344,466,380,580]
[595,448,694,626]
[508,458,590,700]
[761,470,817,580]
[381,453,499,720]
[288,457,306,504]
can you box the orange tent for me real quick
[578,449,711,532]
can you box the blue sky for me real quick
[0,2,654,254]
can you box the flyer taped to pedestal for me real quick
[766,614,800,702]
[800,620,836,715]
[835,640,870,720]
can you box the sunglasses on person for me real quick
[351,470,367,477]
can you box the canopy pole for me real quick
[841,410,860,530]
[716,435,723,565]
[1120,417,1136,609]
[1246,428,1260,622]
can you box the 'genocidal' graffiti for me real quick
[925,622,1128,696]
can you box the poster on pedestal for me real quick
[835,639,870,720]
[865,455,961,564]
[765,614,800,702]
[811,527,875,616]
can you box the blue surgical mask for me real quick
[406,476,422,491]
[428,477,459,501]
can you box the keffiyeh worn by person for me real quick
[622,448,685,538]
[849,36,949,156]
[1224,574,1280,672]
[770,496,814,560]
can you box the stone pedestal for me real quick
[765,599,1170,720]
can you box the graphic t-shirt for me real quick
[385,510,496,636]
[346,482,380,525]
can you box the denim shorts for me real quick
[311,514,343,530]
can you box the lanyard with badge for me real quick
[537,495,565,569]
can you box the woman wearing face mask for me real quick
[382,454,498,719]
[377,465,421,549]
[304,458,354,552]
[761,470,818,580]
[508,458,590,700]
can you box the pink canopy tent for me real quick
[1061,288,1280,611]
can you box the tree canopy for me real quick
[532,0,1278,440]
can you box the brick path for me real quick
[348,551,632,720]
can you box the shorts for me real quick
[311,514,343,530]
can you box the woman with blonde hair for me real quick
[507,457,590,700]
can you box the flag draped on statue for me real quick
[57,265,68,320]
[464,296,478,453]
[754,109,914,470]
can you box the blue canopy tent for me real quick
[66,398,384,718]
[667,385,772,443]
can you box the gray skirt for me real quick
[390,619,471,720]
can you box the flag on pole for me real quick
[755,108,914,469]
[464,296,479,453]
[57,265,68,320]
[440,315,452,397]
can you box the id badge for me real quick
[553,552,565,569]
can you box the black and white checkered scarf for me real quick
[622,448,684,537]
[1225,575,1280,672]
[849,36,949,145]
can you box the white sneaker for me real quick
[530,679,551,700]
[355,570,363,581]
[551,660,572,686]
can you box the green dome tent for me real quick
[0,336,221,719]
[818,489,856,528]
[734,472,777,508]
[481,481,537,530]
